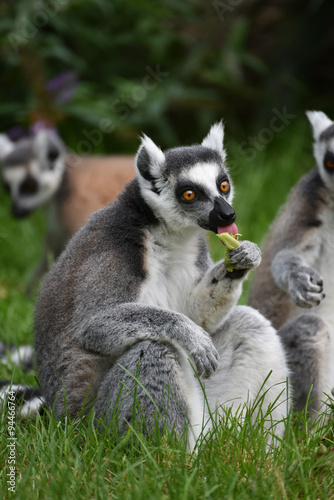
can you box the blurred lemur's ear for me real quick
[306,111,333,140]
[201,121,226,159]
[0,134,14,161]
[135,134,166,185]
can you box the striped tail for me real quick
[0,381,45,416]
[0,343,44,416]
[0,342,35,372]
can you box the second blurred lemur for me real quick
[0,129,135,291]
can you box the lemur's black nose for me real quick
[19,175,38,196]
[208,197,236,231]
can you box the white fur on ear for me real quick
[201,121,225,158]
[135,134,165,180]
[0,134,14,160]
[306,111,333,140]
[33,129,50,154]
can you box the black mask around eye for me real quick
[324,151,334,173]
[47,148,59,168]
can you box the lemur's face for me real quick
[307,111,334,190]
[135,122,236,232]
[1,130,66,218]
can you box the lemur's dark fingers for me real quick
[304,291,326,306]
[296,279,322,294]
[297,267,324,291]
[228,241,262,269]
[209,260,229,283]
[306,282,323,293]
[229,252,260,269]
[310,275,323,286]
[292,290,325,308]
[190,344,219,378]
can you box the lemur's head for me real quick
[135,122,235,233]
[307,110,334,189]
[0,129,66,218]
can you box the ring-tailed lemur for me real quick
[0,129,134,290]
[248,111,334,417]
[33,122,289,449]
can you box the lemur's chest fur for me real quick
[314,201,334,327]
[138,228,202,314]
[303,201,334,388]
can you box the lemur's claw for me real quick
[289,266,325,308]
[190,340,219,378]
[229,240,262,270]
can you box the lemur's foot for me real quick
[188,329,219,378]
[288,266,325,308]
[228,240,262,270]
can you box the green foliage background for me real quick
[0,0,334,152]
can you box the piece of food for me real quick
[216,223,241,272]
[217,232,241,249]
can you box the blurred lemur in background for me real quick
[249,111,334,417]
[34,122,289,449]
[0,129,135,291]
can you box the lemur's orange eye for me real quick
[220,181,229,193]
[182,190,196,201]
[325,160,334,169]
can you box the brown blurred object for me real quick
[61,154,135,236]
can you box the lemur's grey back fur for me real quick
[34,123,289,448]
[249,110,334,416]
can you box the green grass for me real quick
[1,119,334,499]
[0,395,333,499]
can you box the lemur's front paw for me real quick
[189,333,219,378]
[209,260,229,284]
[288,266,325,308]
[228,241,262,270]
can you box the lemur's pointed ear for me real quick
[201,121,225,158]
[0,134,14,161]
[135,134,165,182]
[306,111,333,140]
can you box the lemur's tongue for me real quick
[217,223,238,236]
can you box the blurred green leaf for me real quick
[0,0,333,149]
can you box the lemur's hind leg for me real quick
[278,314,330,416]
[94,340,205,450]
[204,306,290,440]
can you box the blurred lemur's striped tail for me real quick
[0,381,45,416]
[0,342,45,416]
[0,342,35,371]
